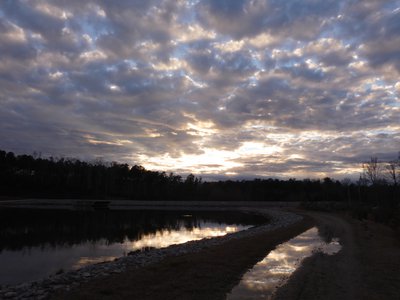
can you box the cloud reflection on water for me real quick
[130,224,247,250]
[73,256,118,269]
[70,222,250,269]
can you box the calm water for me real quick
[227,227,342,300]
[0,208,265,285]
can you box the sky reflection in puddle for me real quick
[227,227,341,300]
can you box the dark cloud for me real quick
[338,1,400,74]
[197,0,340,40]
[0,20,37,60]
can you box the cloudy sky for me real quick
[0,0,399,179]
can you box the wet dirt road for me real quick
[274,211,400,300]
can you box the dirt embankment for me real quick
[52,215,314,300]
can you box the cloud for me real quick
[196,0,340,40]
[0,0,399,179]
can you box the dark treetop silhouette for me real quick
[0,150,399,216]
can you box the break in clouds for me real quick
[0,0,399,179]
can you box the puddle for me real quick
[226,227,341,300]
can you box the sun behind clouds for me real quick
[0,0,399,179]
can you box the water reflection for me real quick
[130,224,244,249]
[0,208,264,252]
[0,208,261,285]
[227,227,341,300]
[73,256,118,269]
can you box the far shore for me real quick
[0,199,301,210]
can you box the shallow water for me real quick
[0,208,262,285]
[227,227,341,300]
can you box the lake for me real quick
[0,207,266,285]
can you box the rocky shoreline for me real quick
[0,209,302,300]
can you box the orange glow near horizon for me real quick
[126,120,392,179]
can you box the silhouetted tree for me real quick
[362,157,382,185]
[385,154,399,186]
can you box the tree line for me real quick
[0,149,398,207]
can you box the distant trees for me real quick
[0,148,398,210]
[0,149,341,202]
[0,150,218,201]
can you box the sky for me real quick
[0,0,399,180]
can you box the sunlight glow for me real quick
[139,149,242,173]
[186,121,217,136]
[84,135,132,146]
[237,142,283,156]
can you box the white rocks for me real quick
[0,209,301,300]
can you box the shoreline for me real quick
[0,199,301,211]
[0,207,303,299]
